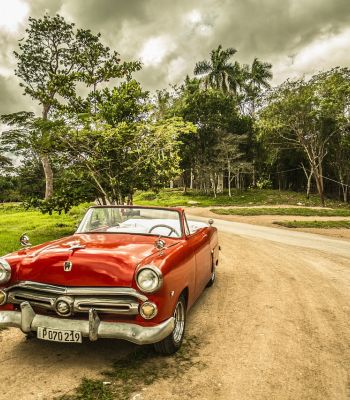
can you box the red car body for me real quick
[0,206,219,353]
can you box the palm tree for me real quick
[249,58,273,92]
[244,58,273,114]
[194,45,241,94]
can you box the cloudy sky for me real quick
[0,0,349,114]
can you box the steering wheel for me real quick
[148,224,180,237]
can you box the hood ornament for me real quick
[155,236,166,255]
[68,242,86,251]
[20,233,32,248]
[64,261,73,272]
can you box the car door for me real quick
[183,214,212,300]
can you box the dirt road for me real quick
[1,217,350,399]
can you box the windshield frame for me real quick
[75,205,184,238]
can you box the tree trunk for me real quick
[252,163,256,187]
[41,104,54,200]
[210,174,217,198]
[341,185,348,203]
[190,168,194,190]
[314,171,325,206]
[217,172,224,194]
[40,154,54,200]
[228,159,231,197]
[306,174,312,199]
[301,163,313,199]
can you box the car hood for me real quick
[13,234,179,287]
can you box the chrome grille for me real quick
[5,281,144,316]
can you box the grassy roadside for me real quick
[134,188,347,208]
[58,336,203,400]
[273,220,350,229]
[1,188,349,256]
[210,207,350,217]
[0,203,89,256]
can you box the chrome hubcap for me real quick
[172,300,185,344]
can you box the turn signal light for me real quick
[140,301,158,319]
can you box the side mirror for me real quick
[20,233,32,247]
[208,219,214,226]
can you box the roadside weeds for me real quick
[57,335,204,400]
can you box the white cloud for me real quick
[186,10,202,25]
[273,27,350,84]
[139,36,175,66]
[0,0,29,33]
[0,66,12,77]
[184,9,212,37]
[167,56,187,83]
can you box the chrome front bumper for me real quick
[0,302,175,345]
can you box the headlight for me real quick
[0,259,11,285]
[136,265,163,293]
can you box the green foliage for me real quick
[256,177,273,189]
[4,13,141,201]
[60,115,195,205]
[0,205,88,256]
[96,80,150,126]
[273,220,350,229]
[258,68,350,205]
[14,14,140,116]
[194,45,240,93]
[134,188,341,207]
[169,83,250,193]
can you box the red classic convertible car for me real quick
[0,206,219,354]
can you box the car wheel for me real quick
[154,294,186,355]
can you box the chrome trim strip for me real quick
[0,303,175,345]
[74,298,139,315]
[5,281,148,302]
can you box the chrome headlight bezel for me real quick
[0,259,11,285]
[136,265,163,294]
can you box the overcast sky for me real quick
[0,0,349,114]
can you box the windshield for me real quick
[76,207,182,238]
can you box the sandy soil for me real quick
[1,213,350,399]
[143,232,350,400]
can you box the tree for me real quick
[0,153,11,170]
[258,69,350,206]
[324,68,350,202]
[170,79,250,195]
[59,117,195,205]
[215,132,250,196]
[194,45,241,94]
[243,58,273,115]
[9,14,140,199]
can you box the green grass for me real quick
[134,188,349,208]
[0,203,90,256]
[210,207,350,217]
[273,220,350,229]
[58,336,203,400]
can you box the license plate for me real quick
[37,327,82,343]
